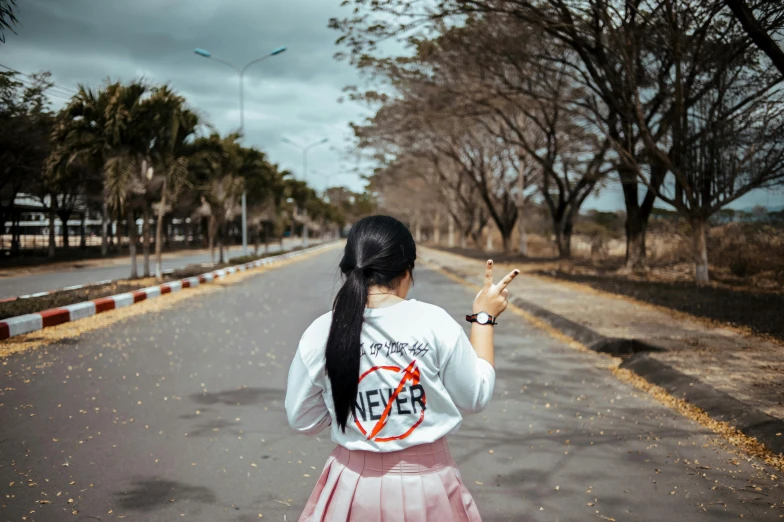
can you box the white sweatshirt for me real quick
[285,299,496,452]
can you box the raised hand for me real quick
[473,260,519,317]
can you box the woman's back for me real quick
[285,215,518,521]
[286,298,495,452]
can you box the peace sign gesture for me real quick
[473,260,520,317]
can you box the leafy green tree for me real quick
[0,71,54,255]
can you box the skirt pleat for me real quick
[299,438,482,522]
[305,455,347,521]
[348,467,381,521]
[436,466,480,522]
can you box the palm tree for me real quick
[0,0,17,44]
[190,133,245,264]
[51,80,153,278]
[100,81,154,278]
[146,86,203,279]
[49,86,106,255]
[246,163,289,253]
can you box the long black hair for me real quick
[326,215,417,432]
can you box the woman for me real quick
[285,215,519,521]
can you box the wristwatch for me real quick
[465,312,497,326]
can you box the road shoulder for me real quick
[420,246,784,459]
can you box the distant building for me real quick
[1,193,102,238]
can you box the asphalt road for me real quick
[0,239,307,300]
[0,249,781,521]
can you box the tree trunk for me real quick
[8,203,19,255]
[619,169,644,269]
[218,223,225,264]
[433,212,441,245]
[154,184,167,280]
[208,216,216,264]
[79,212,86,249]
[127,208,138,279]
[101,201,109,256]
[47,193,56,258]
[625,209,646,269]
[690,216,710,284]
[448,216,455,248]
[116,218,124,253]
[501,230,512,255]
[554,218,573,259]
[460,233,467,249]
[485,223,493,251]
[517,156,528,256]
[414,217,422,243]
[518,221,528,257]
[164,216,171,248]
[59,211,71,248]
[142,202,151,277]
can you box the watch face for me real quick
[476,312,490,324]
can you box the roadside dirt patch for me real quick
[536,270,784,341]
[428,245,784,341]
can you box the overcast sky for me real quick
[2,0,369,194]
[2,0,781,211]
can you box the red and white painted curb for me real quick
[0,243,335,341]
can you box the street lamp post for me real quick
[193,46,286,257]
[281,137,329,247]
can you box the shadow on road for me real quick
[190,386,284,407]
[115,477,217,512]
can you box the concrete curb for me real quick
[0,242,336,342]
[423,256,784,457]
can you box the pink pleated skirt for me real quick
[299,437,482,522]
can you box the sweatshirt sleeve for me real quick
[439,326,496,413]
[285,349,332,435]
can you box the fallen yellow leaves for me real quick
[612,366,784,473]
[423,257,784,474]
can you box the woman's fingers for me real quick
[501,288,509,298]
[484,260,494,287]
[496,269,520,290]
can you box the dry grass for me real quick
[611,366,784,473]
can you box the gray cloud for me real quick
[3,0,369,193]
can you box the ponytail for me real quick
[325,216,417,432]
[325,268,368,432]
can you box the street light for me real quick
[281,137,329,247]
[193,45,287,256]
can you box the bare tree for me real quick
[723,0,784,77]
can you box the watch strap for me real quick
[465,313,497,326]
